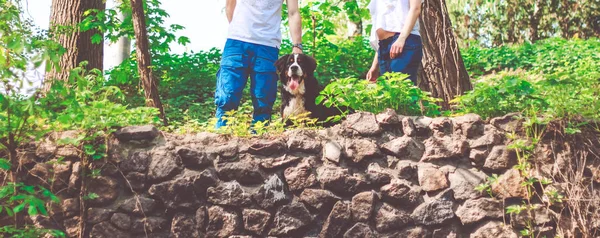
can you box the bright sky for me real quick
[22,0,230,69]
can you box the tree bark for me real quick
[529,0,544,42]
[45,0,105,90]
[417,0,472,110]
[114,0,132,65]
[130,0,167,125]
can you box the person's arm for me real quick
[390,0,421,58]
[366,52,380,82]
[226,0,236,23]
[287,0,303,54]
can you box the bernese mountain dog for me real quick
[275,53,343,126]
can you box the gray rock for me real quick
[259,154,302,169]
[342,112,383,136]
[448,167,486,200]
[430,117,454,137]
[207,181,253,206]
[114,125,159,141]
[317,165,369,195]
[510,204,554,228]
[344,223,375,238]
[299,189,341,211]
[395,160,418,181]
[252,174,289,209]
[243,209,271,235]
[87,176,118,206]
[63,216,80,238]
[402,117,418,136]
[411,199,455,226]
[469,147,489,166]
[110,213,132,230]
[491,168,528,199]
[148,169,217,209]
[417,165,449,192]
[375,203,412,232]
[90,221,131,238]
[87,208,113,224]
[376,108,401,125]
[195,206,207,231]
[344,138,380,163]
[147,150,182,181]
[119,196,156,215]
[214,154,263,185]
[351,191,376,222]
[286,130,323,153]
[62,198,79,218]
[323,140,343,163]
[470,221,518,238]
[171,213,198,238]
[131,217,168,234]
[68,161,82,191]
[381,136,425,161]
[384,226,431,238]
[248,138,287,156]
[319,201,351,238]
[469,125,503,148]
[206,206,240,238]
[124,172,146,192]
[380,179,423,207]
[284,159,317,191]
[455,198,503,225]
[484,145,517,171]
[421,136,469,162]
[120,151,150,173]
[176,147,214,167]
[490,113,522,133]
[453,114,484,138]
[269,201,313,236]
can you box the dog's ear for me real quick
[275,54,290,73]
[304,55,317,74]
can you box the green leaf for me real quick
[0,159,11,171]
[91,34,103,44]
[13,203,26,213]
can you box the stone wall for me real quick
[5,110,600,238]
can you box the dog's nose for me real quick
[291,65,299,71]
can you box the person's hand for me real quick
[390,37,406,59]
[366,66,379,82]
[292,46,303,54]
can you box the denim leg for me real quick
[389,34,423,85]
[214,39,250,128]
[249,44,279,125]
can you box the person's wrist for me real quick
[293,43,303,51]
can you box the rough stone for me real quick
[124,172,146,192]
[252,174,289,209]
[380,179,423,207]
[68,161,82,191]
[323,140,343,163]
[344,138,380,163]
[110,213,132,230]
[510,204,554,228]
[299,189,341,211]
[62,198,79,218]
[214,154,263,185]
[471,221,518,238]
[417,165,449,192]
[455,198,503,225]
[131,217,168,234]
[448,167,486,200]
[381,136,425,161]
[87,208,113,224]
[148,169,217,209]
[376,108,401,125]
[206,206,240,238]
[342,112,383,136]
[469,148,489,166]
[195,206,207,231]
[119,196,156,215]
[207,181,253,206]
[453,114,484,138]
[36,136,58,159]
[176,147,213,167]
[491,168,528,199]
[286,130,323,153]
[90,221,131,238]
[249,138,287,156]
[344,223,375,238]
[317,165,369,195]
[421,136,469,162]
[63,216,81,237]
[366,163,392,186]
[284,159,317,191]
[385,226,431,238]
[319,201,351,238]
[243,209,271,235]
[114,125,159,141]
[87,176,118,206]
[484,145,517,171]
[269,201,313,236]
[430,117,454,136]
[490,113,522,132]
[207,140,240,158]
[469,125,503,148]
[351,191,376,222]
[260,154,302,169]
[375,203,412,232]
[171,213,198,238]
[411,199,455,226]
[120,151,151,173]
[147,150,182,181]
[396,160,418,181]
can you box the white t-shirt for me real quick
[368,0,421,50]
[227,0,285,48]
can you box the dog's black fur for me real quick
[275,53,343,126]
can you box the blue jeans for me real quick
[214,39,279,128]
[378,33,423,84]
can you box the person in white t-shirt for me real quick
[215,0,303,128]
[365,0,423,85]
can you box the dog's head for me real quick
[275,53,317,95]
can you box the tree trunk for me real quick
[45,0,105,90]
[417,0,472,110]
[529,0,544,42]
[114,0,132,65]
[130,0,167,125]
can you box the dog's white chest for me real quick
[283,97,309,119]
